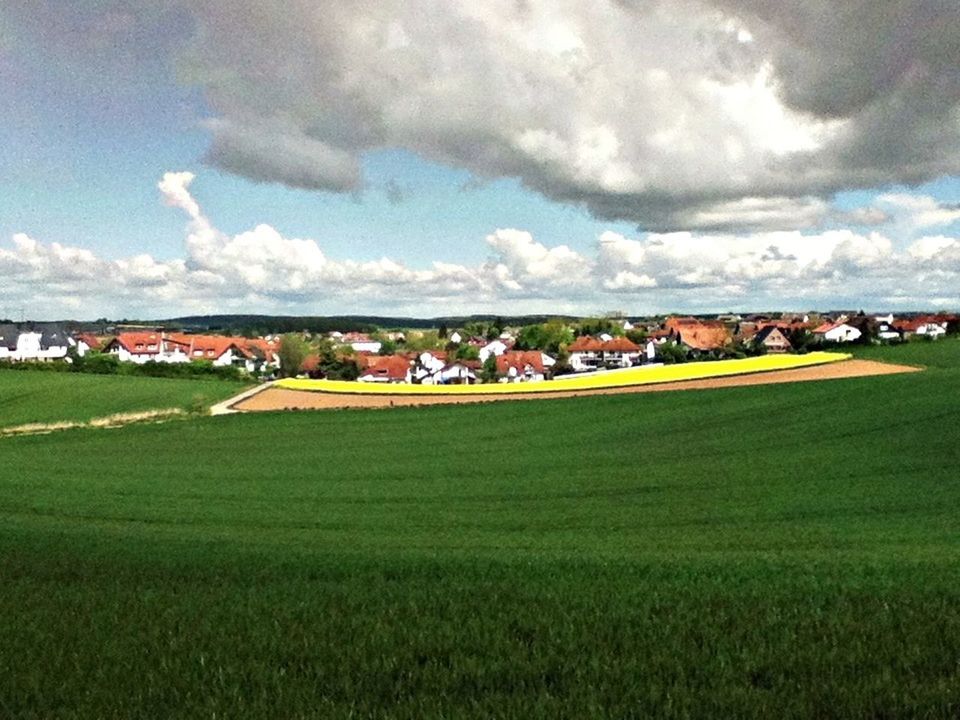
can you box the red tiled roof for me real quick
[569,335,641,353]
[568,336,604,352]
[108,332,170,355]
[75,333,108,351]
[342,332,373,343]
[812,322,841,334]
[603,336,640,352]
[894,318,947,333]
[673,324,731,351]
[496,351,545,375]
[359,354,411,381]
[237,337,279,363]
[169,334,241,359]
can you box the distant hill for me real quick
[158,314,580,334]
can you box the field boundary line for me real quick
[210,382,277,415]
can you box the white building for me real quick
[104,332,191,364]
[813,322,862,343]
[0,325,74,362]
[568,336,642,371]
[437,363,477,384]
[478,339,510,362]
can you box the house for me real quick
[357,354,412,383]
[236,337,281,373]
[74,333,108,356]
[413,350,448,383]
[603,336,642,366]
[11,326,74,361]
[449,331,463,344]
[478,339,512,362]
[895,315,951,339]
[876,320,902,341]
[174,334,250,366]
[753,326,792,353]
[341,332,382,354]
[0,324,79,362]
[35,326,73,360]
[896,319,946,339]
[495,351,555,382]
[567,336,603,371]
[104,332,191,364]
[663,317,732,353]
[812,322,862,343]
[568,335,642,371]
[437,362,478,384]
[0,324,20,360]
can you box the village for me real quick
[1,311,956,385]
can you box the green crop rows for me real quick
[1,339,958,717]
[0,371,248,428]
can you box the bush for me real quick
[656,343,688,364]
[126,360,244,381]
[75,353,121,375]
[186,393,212,415]
[0,360,70,372]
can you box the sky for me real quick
[2,1,960,320]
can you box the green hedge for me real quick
[0,354,245,381]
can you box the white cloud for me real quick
[908,236,960,267]
[158,172,202,220]
[153,0,960,231]
[4,173,960,319]
[6,2,960,235]
[484,229,589,290]
[877,194,960,229]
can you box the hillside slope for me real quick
[1,339,958,717]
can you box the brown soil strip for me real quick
[233,359,919,412]
[1,408,186,438]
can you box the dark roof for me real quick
[38,325,71,349]
[0,324,19,350]
[754,325,791,345]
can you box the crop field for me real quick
[278,350,849,395]
[0,371,249,429]
[1,339,959,717]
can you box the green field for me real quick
[1,339,959,718]
[0,371,249,428]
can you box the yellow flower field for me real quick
[277,351,851,396]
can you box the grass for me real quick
[0,338,959,717]
[0,371,249,428]
[278,351,849,395]
[847,334,960,369]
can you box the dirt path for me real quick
[0,408,186,438]
[210,383,274,415]
[232,359,919,412]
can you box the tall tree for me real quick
[480,355,499,383]
[277,333,309,377]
